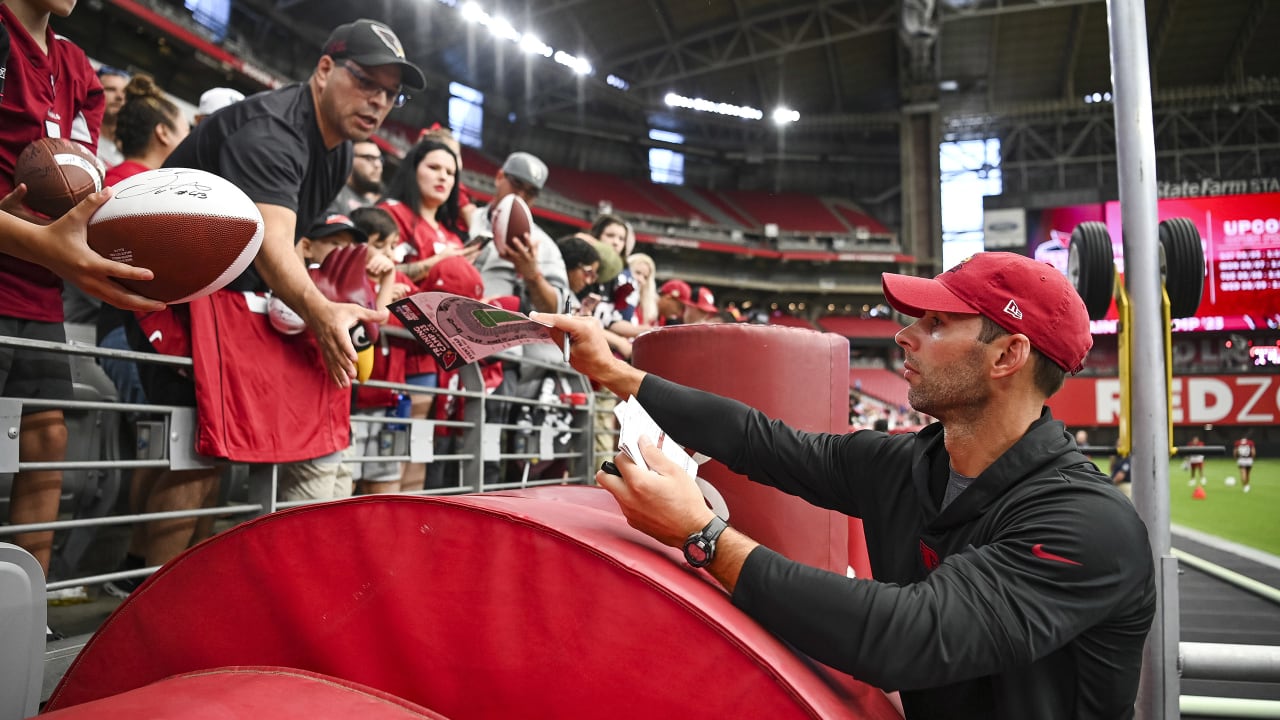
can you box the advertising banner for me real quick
[1047,374,1280,426]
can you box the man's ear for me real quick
[314,55,336,92]
[990,333,1032,380]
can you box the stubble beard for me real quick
[905,344,989,421]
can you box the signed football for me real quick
[490,193,533,256]
[14,137,104,218]
[88,168,264,303]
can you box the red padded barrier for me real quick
[47,495,898,719]
[42,666,449,719]
[631,323,858,575]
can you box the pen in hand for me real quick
[562,293,572,362]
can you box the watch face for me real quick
[685,538,711,566]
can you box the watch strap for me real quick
[683,516,728,568]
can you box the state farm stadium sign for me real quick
[1048,375,1280,426]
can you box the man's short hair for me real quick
[977,316,1066,397]
[557,235,600,270]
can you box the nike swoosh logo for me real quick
[1031,543,1082,566]
[149,330,163,343]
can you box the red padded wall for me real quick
[47,495,898,719]
[631,323,868,576]
[42,666,450,719]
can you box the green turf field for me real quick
[1164,457,1280,556]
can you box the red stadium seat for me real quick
[768,312,820,331]
[723,189,848,234]
[848,368,910,409]
[817,315,903,339]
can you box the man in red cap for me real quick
[538,251,1155,720]
[656,279,690,326]
[680,285,721,324]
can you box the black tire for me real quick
[1068,222,1115,320]
[1159,217,1205,319]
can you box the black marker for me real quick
[600,461,622,477]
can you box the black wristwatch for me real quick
[683,516,728,568]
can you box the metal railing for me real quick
[0,330,602,594]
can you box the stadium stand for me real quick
[767,313,819,331]
[828,202,892,236]
[817,316,903,340]
[723,190,848,234]
[632,182,717,225]
[458,145,502,178]
[543,164,674,219]
[848,368,910,409]
[692,187,756,229]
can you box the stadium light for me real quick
[442,1,594,76]
[772,107,800,125]
[664,92,764,121]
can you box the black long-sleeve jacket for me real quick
[638,376,1156,720]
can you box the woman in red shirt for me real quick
[375,138,479,492]
[104,74,189,184]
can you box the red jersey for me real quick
[0,6,103,321]
[190,290,349,463]
[105,159,150,185]
[377,199,464,376]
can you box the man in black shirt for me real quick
[165,18,424,386]
[539,252,1155,719]
[111,19,426,590]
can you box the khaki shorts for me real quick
[279,450,355,502]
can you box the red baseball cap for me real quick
[659,279,691,301]
[426,256,484,300]
[881,252,1092,374]
[681,286,718,314]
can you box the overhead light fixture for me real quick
[443,1,593,76]
[519,34,552,57]
[939,79,959,91]
[664,92,764,120]
[772,107,800,125]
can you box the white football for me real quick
[89,168,265,303]
[490,193,533,256]
[267,294,306,335]
[1224,476,1237,486]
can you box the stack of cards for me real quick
[613,397,729,520]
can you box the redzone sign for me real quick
[1048,375,1280,426]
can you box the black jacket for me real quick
[639,376,1156,720]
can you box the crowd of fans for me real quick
[2,10,774,629]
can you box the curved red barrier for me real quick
[42,666,449,719]
[47,495,897,719]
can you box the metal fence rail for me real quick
[0,329,602,594]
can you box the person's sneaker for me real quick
[46,625,65,643]
[103,576,142,599]
[1243,485,1251,493]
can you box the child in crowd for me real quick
[0,0,104,592]
[349,205,417,494]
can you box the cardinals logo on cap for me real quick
[370,23,407,60]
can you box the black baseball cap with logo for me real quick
[323,19,426,91]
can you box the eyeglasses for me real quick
[353,153,383,163]
[341,60,409,108]
[577,265,598,281]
